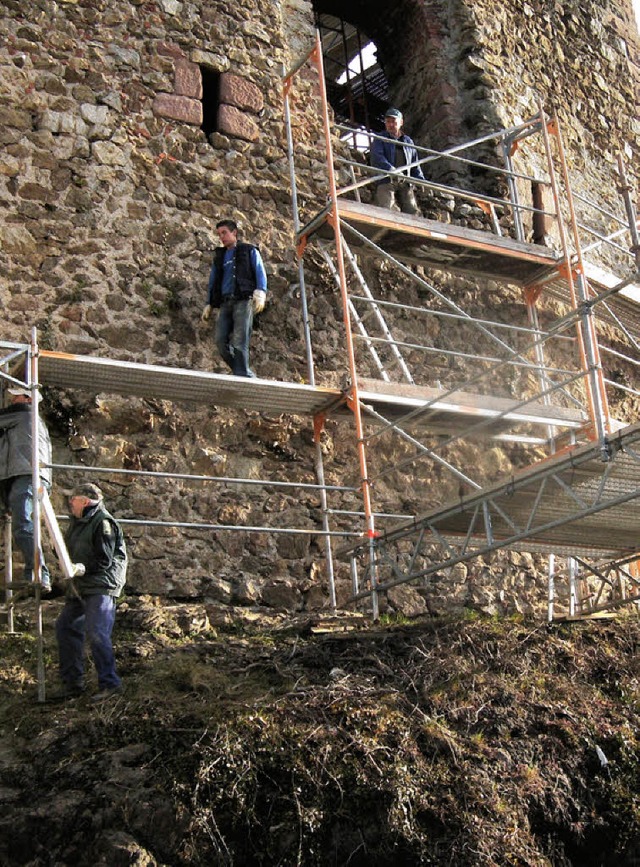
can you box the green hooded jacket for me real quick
[65,502,127,597]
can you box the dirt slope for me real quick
[0,596,639,866]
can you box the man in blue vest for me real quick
[370,107,425,216]
[201,219,268,378]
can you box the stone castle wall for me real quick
[0,0,638,616]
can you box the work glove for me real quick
[252,290,266,314]
[201,304,212,322]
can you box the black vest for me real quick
[210,242,258,308]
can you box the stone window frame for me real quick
[151,43,264,144]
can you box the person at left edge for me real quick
[0,386,52,592]
[201,218,268,378]
[55,483,127,701]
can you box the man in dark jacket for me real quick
[55,483,127,701]
[370,107,425,215]
[201,218,268,378]
[0,386,52,592]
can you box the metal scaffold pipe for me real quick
[29,328,46,702]
[51,462,356,494]
[3,516,14,634]
[550,110,611,451]
[538,103,610,451]
[284,53,341,613]
[310,29,379,618]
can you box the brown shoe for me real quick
[91,687,122,703]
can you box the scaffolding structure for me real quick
[284,32,640,621]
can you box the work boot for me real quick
[375,182,395,210]
[92,686,123,703]
[397,183,420,216]
[47,682,86,701]
[26,579,52,598]
[25,568,52,595]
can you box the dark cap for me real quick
[384,107,403,119]
[71,483,103,501]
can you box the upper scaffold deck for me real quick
[300,199,640,340]
[299,199,561,285]
[37,351,584,440]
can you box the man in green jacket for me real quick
[55,483,127,701]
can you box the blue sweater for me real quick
[370,131,425,182]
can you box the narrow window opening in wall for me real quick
[316,13,388,150]
[531,182,546,245]
[200,66,220,140]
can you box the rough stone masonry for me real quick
[0,0,638,614]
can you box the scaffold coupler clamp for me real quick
[600,438,614,463]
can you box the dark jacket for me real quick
[207,242,258,308]
[370,131,425,184]
[65,502,127,598]
[0,404,52,484]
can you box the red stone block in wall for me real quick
[174,59,203,99]
[217,104,259,142]
[219,73,263,114]
[152,93,203,126]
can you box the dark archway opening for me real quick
[312,0,430,139]
[316,12,389,136]
[311,0,506,193]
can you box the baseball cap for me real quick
[70,483,103,501]
[385,107,403,119]
[7,386,41,402]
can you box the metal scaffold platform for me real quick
[39,350,343,416]
[302,199,640,342]
[349,420,640,565]
[301,198,561,285]
[283,31,640,620]
[37,351,586,440]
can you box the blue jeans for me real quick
[215,296,255,377]
[56,595,121,690]
[4,475,50,587]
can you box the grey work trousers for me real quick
[375,180,420,215]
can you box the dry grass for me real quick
[0,599,639,865]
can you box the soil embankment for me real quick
[1,597,639,865]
